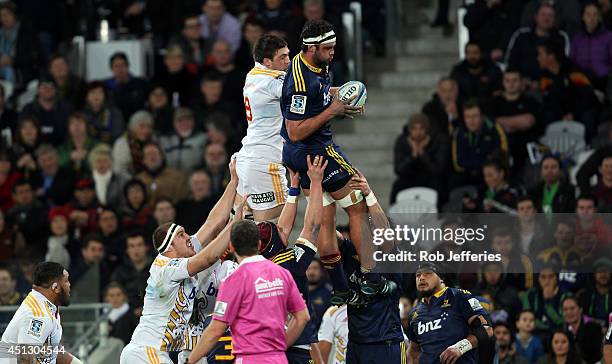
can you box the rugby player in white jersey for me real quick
[234,33,291,222]
[120,159,243,364]
[1,262,82,364]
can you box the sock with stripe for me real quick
[321,253,350,292]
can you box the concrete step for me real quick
[334,133,397,149]
[364,54,458,73]
[366,88,435,105]
[353,117,406,134]
[375,70,447,89]
[403,38,459,56]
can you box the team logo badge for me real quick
[290,95,307,114]
[27,319,44,338]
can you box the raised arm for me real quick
[286,307,310,347]
[298,155,326,243]
[276,168,301,245]
[195,157,239,246]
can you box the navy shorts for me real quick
[346,340,407,364]
[283,143,355,192]
[286,347,314,364]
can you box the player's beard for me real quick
[313,51,330,68]
[59,287,71,306]
[417,288,436,299]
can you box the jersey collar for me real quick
[421,286,448,303]
[31,289,58,318]
[240,254,266,265]
[299,53,323,74]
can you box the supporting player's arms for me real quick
[285,95,360,142]
[439,314,493,364]
[195,158,239,246]
[604,344,612,364]
[408,342,421,364]
[276,168,301,245]
[188,319,228,364]
[188,216,238,276]
[57,352,82,364]
[316,340,332,364]
[286,307,310,347]
[298,155,326,243]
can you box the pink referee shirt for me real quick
[213,254,307,363]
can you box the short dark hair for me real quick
[153,222,173,251]
[576,193,596,205]
[86,81,106,94]
[109,52,129,68]
[253,34,288,63]
[539,39,564,62]
[463,98,481,112]
[300,20,334,52]
[482,158,507,174]
[82,234,104,250]
[243,17,265,33]
[464,41,481,52]
[561,294,580,308]
[231,220,260,256]
[12,179,32,193]
[201,71,223,85]
[33,262,65,287]
[517,195,534,205]
[492,227,513,239]
[104,281,127,297]
[0,263,16,280]
[504,68,522,77]
[517,309,536,321]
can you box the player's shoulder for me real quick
[324,304,345,318]
[20,295,53,320]
[248,67,285,80]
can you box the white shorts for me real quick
[120,343,173,364]
[236,157,287,211]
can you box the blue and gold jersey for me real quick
[281,53,333,147]
[407,287,488,364]
[271,241,319,346]
[339,239,404,344]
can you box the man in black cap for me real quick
[407,262,493,364]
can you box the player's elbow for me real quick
[286,125,304,142]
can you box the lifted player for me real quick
[234,33,291,222]
[407,263,493,364]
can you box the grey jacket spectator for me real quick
[112,111,155,177]
[90,144,129,207]
[159,107,206,173]
[521,0,581,36]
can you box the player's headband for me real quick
[416,262,440,275]
[303,30,336,46]
[158,223,182,254]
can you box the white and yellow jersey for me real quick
[318,305,348,364]
[238,62,285,161]
[183,260,238,351]
[1,290,63,364]
[129,237,203,352]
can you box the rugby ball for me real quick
[338,81,367,107]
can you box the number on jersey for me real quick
[244,97,253,122]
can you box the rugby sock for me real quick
[321,253,350,292]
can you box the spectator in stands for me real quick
[83,81,125,145]
[0,264,22,307]
[48,54,86,109]
[11,116,41,180]
[521,0,581,36]
[475,261,521,325]
[168,14,212,67]
[590,155,612,212]
[490,227,535,291]
[577,148,612,195]
[463,0,524,61]
[66,178,99,238]
[0,2,38,88]
[6,180,48,257]
[600,0,612,30]
[175,169,215,234]
[112,110,155,176]
[96,207,125,270]
[536,220,582,292]
[70,234,110,290]
[575,194,612,255]
[0,149,21,212]
[119,179,152,233]
[145,83,174,136]
[105,52,149,120]
[256,0,295,38]
[199,0,241,54]
[578,257,612,324]
[104,282,139,345]
[206,112,239,154]
[152,199,175,228]
[561,296,603,364]
[136,142,188,206]
[530,155,576,213]
[570,3,612,93]
[33,144,77,206]
[422,77,462,138]
[111,232,152,310]
[235,18,265,73]
[450,41,503,100]
[515,310,546,364]
[493,322,529,364]
[21,75,73,146]
[191,74,236,131]
[487,69,540,179]
[0,83,17,141]
[516,196,551,255]
[0,209,24,260]
[45,206,73,269]
[536,329,585,364]
[155,45,197,107]
[203,39,246,116]
[89,144,128,208]
[537,40,598,138]
[521,266,567,338]
[306,258,332,329]
[451,99,508,188]
[463,159,522,213]
[506,3,570,82]
[391,113,449,205]
[57,112,99,175]
[201,142,230,196]
[160,107,206,173]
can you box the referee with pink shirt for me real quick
[187,157,332,364]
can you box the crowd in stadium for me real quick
[0,0,610,363]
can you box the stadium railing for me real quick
[342,2,363,81]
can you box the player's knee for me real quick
[335,190,364,209]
